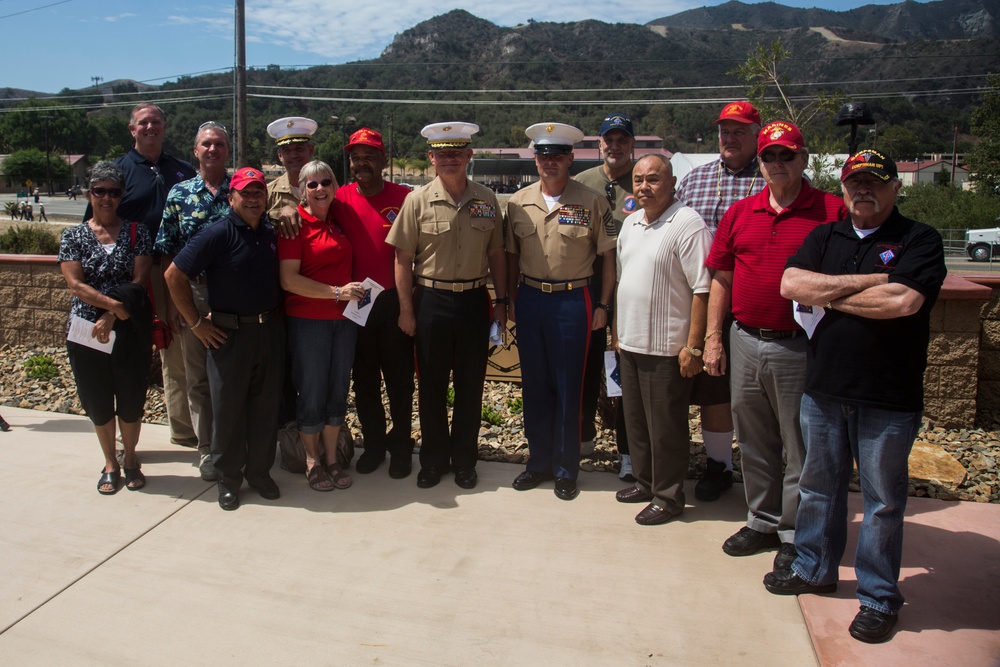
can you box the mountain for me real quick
[650,0,999,41]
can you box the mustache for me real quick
[851,194,877,203]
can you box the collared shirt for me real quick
[84,149,196,240]
[278,204,352,320]
[616,201,713,357]
[336,181,411,289]
[172,211,280,315]
[786,208,946,412]
[677,157,764,233]
[506,179,616,281]
[154,174,232,256]
[266,172,300,222]
[386,177,504,281]
[575,165,637,230]
[706,180,846,331]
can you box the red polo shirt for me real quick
[336,181,411,289]
[706,180,846,330]
[278,205,353,320]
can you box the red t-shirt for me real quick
[277,205,353,320]
[335,182,411,289]
[706,180,846,330]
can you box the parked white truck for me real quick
[967,227,1000,261]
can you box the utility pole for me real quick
[91,76,103,100]
[951,126,959,187]
[234,0,248,166]
[41,115,53,195]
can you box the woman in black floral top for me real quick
[58,161,153,494]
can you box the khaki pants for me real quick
[151,265,196,447]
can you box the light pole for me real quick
[41,115,54,195]
[330,115,356,184]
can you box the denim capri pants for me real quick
[287,316,358,435]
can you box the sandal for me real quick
[98,467,121,495]
[327,463,353,490]
[124,466,145,491]
[306,465,335,492]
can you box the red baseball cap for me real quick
[757,121,805,154]
[715,101,761,126]
[344,127,385,154]
[230,167,267,191]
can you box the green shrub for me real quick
[446,386,455,407]
[481,404,504,427]
[506,396,523,415]
[898,184,1000,231]
[24,354,59,380]
[0,225,60,254]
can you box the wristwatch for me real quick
[595,302,611,314]
[684,346,703,357]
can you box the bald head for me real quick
[632,154,676,221]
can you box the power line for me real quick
[0,0,73,20]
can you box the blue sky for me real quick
[3,0,913,94]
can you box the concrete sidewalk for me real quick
[0,406,996,666]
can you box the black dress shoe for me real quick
[355,449,385,474]
[512,470,554,491]
[773,543,798,572]
[454,467,478,489]
[615,485,654,503]
[417,466,446,488]
[554,478,579,501]
[388,451,412,479]
[249,476,280,500]
[694,458,733,501]
[849,606,898,644]
[218,491,240,511]
[722,526,781,556]
[634,502,677,525]
[763,569,838,596]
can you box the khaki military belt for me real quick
[521,276,591,293]
[415,276,487,292]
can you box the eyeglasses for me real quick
[349,154,379,165]
[90,187,123,198]
[306,178,334,190]
[759,150,799,164]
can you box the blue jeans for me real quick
[792,392,921,615]
[287,316,357,435]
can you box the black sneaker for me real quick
[694,458,733,501]
[355,449,385,475]
[773,543,797,572]
[722,526,781,556]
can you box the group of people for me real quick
[8,199,46,221]
[57,100,945,645]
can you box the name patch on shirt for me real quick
[558,205,591,227]
[468,200,496,218]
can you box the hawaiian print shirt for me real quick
[154,174,232,256]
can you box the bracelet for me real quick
[492,297,509,305]
[704,330,723,342]
[335,286,341,301]
[191,317,203,329]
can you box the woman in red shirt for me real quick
[278,160,364,492]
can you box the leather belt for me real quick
[212,309,277,329]
[736,321,801,340]
[415,276,487,292]
[521,276,591,293]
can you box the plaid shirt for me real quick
[154,174,232,256]
[676,157,763,233]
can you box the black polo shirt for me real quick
[786,207,947,412]
[85,149,195,240]
[172,211,281,315]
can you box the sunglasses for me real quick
[306,178,334,190]
[759,150,799,163]
[90,187,123,198]
[604,181,615,205]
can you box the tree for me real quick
[898,183,1000,230]
[1,149,70,188]
[968,73,1000,195]
[879,125,922,161]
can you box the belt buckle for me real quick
[758,328,777,341]
[452,282,463,293]
[256,312,267,324]
[566,281,574,291]
[541,282,553,293]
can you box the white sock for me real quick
[702,430,735,471]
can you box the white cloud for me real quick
[244,1,695,64]
[104,12,137,22]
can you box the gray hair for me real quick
[635,153,672,173]
[129,102,166,127]
[194,121,231,151]
[87,161,125,189]
[297,160,337,201]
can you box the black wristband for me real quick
[595,302,611,314]
[492,297,509,305]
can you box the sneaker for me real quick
[199,453,218,481]
[580,439,596,457]
[773,543,797,572]
[694,458,733,501]
[618,454,636,482]
[722,526,781,557]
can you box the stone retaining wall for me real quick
[0,254,993,429]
